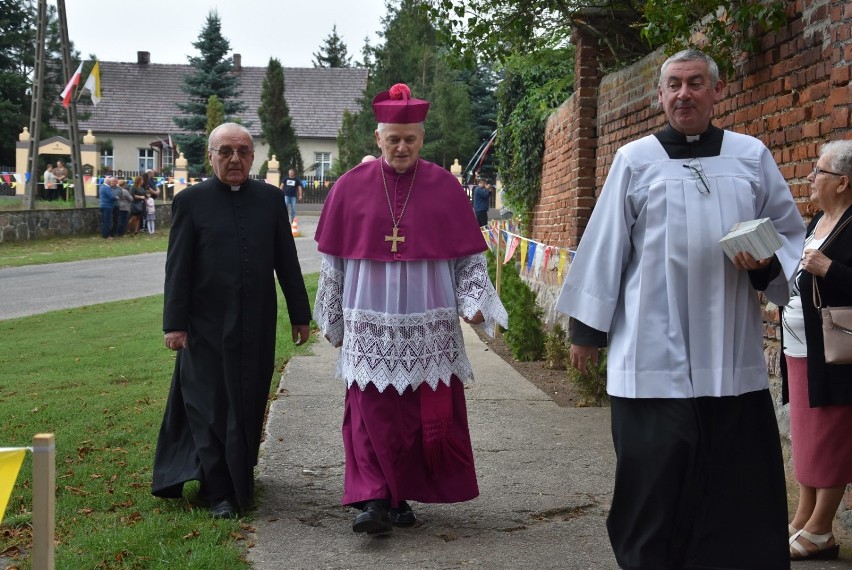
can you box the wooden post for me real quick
[494,221,502,338]
[32,433,54,570]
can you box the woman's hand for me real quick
[801,248,833,277]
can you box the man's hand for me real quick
[732,251,771,271]
[570,344,600,374]
[462,311,485,325]
[164,331,188,351]
[292,324,311,346]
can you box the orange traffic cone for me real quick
[291,217,301,237]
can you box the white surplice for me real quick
[314,253,508,395]
[556,131,806,398]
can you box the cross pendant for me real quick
[385,226,406,253]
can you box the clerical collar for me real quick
[230,185,240,192]
[654,123,724,159]
[381,157,417,176]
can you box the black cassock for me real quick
[152,177,311,510]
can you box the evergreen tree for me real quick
[336,0,485,172]
[312,25,352,68]
[204,95,225,174]
[258,58,302,174]
[174,10,246,176]
[0,1,81,166]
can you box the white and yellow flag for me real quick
[81,60,101,106]
[0,448,26,521]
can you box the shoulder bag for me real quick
[812,215,852,364]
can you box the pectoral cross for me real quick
[385,226,406,252]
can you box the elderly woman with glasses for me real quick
[782,139,852,561]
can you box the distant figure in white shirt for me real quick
[556,48,805,569]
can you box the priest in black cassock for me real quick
[152,123,312,519]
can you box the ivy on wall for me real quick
[495,48,574,230]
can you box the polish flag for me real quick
[60,62,84,108]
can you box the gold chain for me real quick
[381,159,418,229]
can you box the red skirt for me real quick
[341,376,479,508]
[787,355,852,487]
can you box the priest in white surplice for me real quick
[556,49,805,569]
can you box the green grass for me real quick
[0,233,170,269]
[0,276,318,569]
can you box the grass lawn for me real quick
[0,276,318,569]
[0,233,170,269]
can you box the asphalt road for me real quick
[0,216,321,321]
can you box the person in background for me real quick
[115,179,133,236]
[98,176,117,239]
[53,160,68,200]
[279,168,303,224]
[152,123,311,519]
[783,139,852,561]
[43,164,57,201]
[128,175,147,234]
[314,83,507,535]
[143,169,160,201]
[472,175,492,227]
[555,49,805,568]
[145,192,156,234]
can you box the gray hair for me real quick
[208,122,254,149]
[821,140,852,175]
[377,122,425,133]
[659,48,720,87]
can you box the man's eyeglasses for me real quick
[682,158,710,194]
[210,146,253,159]
[812,166,845,177]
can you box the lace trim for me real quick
[455,255,509,337]
[338,307,474,395]
[313,258,344,347]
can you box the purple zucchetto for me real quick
[372,83,430,124]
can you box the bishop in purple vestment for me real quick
[314,84,508,534]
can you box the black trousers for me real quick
[608,391,789,570]
[475,210,488,227]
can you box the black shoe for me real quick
[352,500,392,534]
[210,498,238,519]
[389,500,417,527]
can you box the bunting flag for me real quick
[168,134,174,149]
[526,241,537,271]
[504,236,520,264]
[60,62,84,108]
[558,251,569,282]
[81,61,101,106]
[0,448,26,521]
[519,239,529,269]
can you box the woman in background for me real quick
[783,140,852,560]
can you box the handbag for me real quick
[131,199,145,215]
[811,215,852,364]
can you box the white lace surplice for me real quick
[313,253,508,394]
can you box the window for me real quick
[100,148,113,170]
[161,146,173,169]
[314,152,332,180]
[138,148,155,172]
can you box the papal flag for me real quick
[0,448,26,521]
[81,61,101,106]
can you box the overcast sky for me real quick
[64,0,388,68]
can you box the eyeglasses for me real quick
[682,158,710,194]
[210,146,253,159]
[812,166,845,177]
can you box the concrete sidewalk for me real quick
[248,324,618,569]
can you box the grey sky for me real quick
[63,0,387,68]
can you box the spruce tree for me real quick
[204,95,225,174]
[312,25,352,68]
[174,10,246,176]
[258,58,302,174]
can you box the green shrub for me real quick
[567,349,609,407]
[544,322,568,370]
